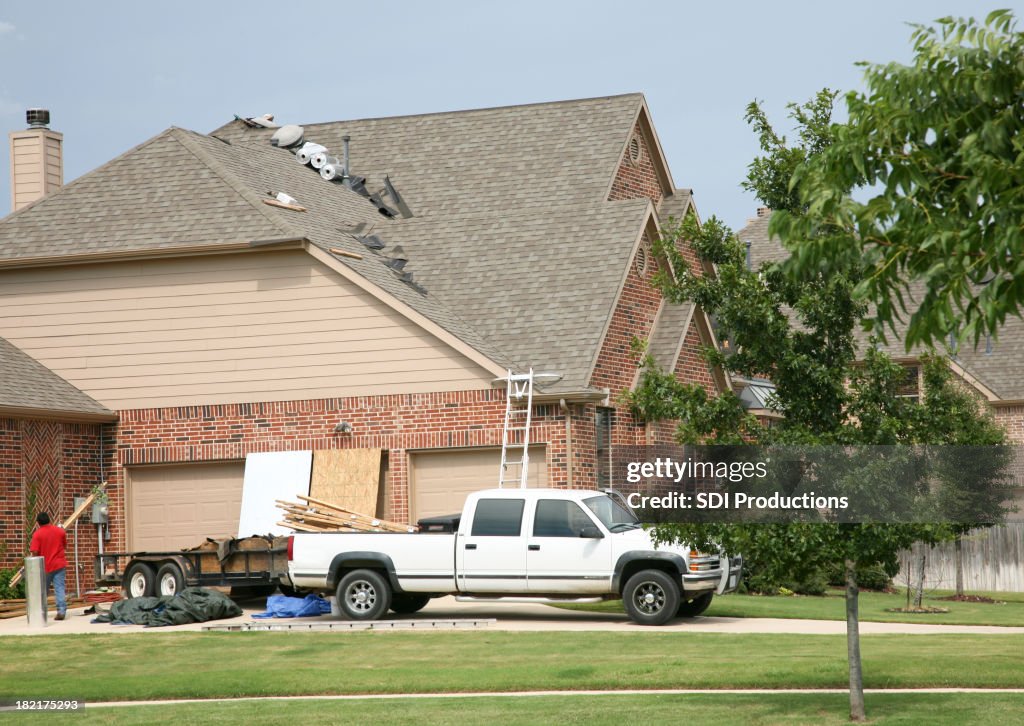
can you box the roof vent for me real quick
[26,108,50,129]
[756,206,771,218]
[270,124,304,148]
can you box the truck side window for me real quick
[470,499,525,536]
[533,499,593,538]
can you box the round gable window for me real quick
[628,135,643,166]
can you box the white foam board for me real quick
[238,450,313,537]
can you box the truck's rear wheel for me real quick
[156,562,185,597]
[390,593,431,614]
[123,562,156,599]
[677,592,713,617]
[623,569,680,626]
[337,569,391,621]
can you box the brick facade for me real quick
[994,405,1024,444]
[608,121,668,203]
[0,417,104,591]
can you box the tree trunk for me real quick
[913,548,926,609]
[955,536,964,598]
[845,559,866,722]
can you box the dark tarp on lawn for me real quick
[93,587,242,627]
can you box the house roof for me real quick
[738,211,1024,402]
[0,337,115,420]
[0,94,656,393]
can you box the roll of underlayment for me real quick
[320,162,345,181]
[296,142,327,165]
[311,152,338,170]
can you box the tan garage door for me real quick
[409,446,546,521]
[129,462,245,551]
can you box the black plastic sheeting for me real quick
[93,587,242,627]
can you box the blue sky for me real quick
[0,1,1015,229]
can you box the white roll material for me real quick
[311,152,339,170]
[320,162,345,181]
[296,142,327,165]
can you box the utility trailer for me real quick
[95,536,290,599]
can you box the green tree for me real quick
[771,10,1024,349]
[636,90,1009,721]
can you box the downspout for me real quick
[560,399,573,489]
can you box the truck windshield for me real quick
[583,495,640,531]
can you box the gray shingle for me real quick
[0,337,113,417]
[0,95,652,391]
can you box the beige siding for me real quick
[0,249,495,408]
[9,130,62,211]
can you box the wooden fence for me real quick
[896,522,1024,593]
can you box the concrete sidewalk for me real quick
[3,596,1024,636]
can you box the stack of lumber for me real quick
[0,596,86,619]
[277,494,415,533]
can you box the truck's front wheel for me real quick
[623,569,680,626]
[337,569,391,621]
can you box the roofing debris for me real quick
[276,494,415,533]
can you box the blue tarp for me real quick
[252,593,331,618]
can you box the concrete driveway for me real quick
[3,595,1024,636]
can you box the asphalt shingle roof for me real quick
[0,95,654,392]
[738,211,1024,401]
[0,337,113,417]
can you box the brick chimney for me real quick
[9,108,63,212]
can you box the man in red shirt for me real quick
[29,512,68,620]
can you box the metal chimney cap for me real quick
[26,109,50,129]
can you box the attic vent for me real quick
[628,136,642,166]
[634,245,649,276]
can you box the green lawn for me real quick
[559,588,1024,626]
[1,631,1023,701]
[7,693,1024,725]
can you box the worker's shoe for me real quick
[54,612,66,621]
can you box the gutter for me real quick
[0,237,307,270]
[0,405,118,424]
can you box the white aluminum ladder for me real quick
[499,369,534,488]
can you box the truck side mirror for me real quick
[579,524,604,539]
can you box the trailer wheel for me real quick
[123,562,156,599]
[623,569,680,626]
[389,593,431,614]
[677,592,713,617]
[156,562,185,597]
[336,569,391,621]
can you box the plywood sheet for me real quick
[310,449,383,517]
[238,451,312,537]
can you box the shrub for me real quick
[0,567,25,600]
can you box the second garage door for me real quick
[409,446,546,521]
[128,462,245,551]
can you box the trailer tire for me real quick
[123,562,156,599]
[623,569,680,626]
[677,592,713,618]
[336,569,391,621]
[389,593,431,615]
[156,562,185,598]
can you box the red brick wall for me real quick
[107,390,569,545]
[675,318,720,393]
[608,121,668,204]
[994,406,1024,444]
[0,418,104,590]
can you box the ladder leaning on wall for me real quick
[498,369,534,488]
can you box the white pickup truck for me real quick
[287,488,742,625]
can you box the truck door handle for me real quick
[465,544,477,550]
[528,544,540,551]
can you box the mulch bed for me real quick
[935,594,1004,604]
[885,606,951,614]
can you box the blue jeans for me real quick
[46,568,66,614]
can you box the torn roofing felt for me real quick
[0,94,662,392]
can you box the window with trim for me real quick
[596,407,614,488]
[533,499,594,537]
[470,499,524,536]
[897,364,921,403]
